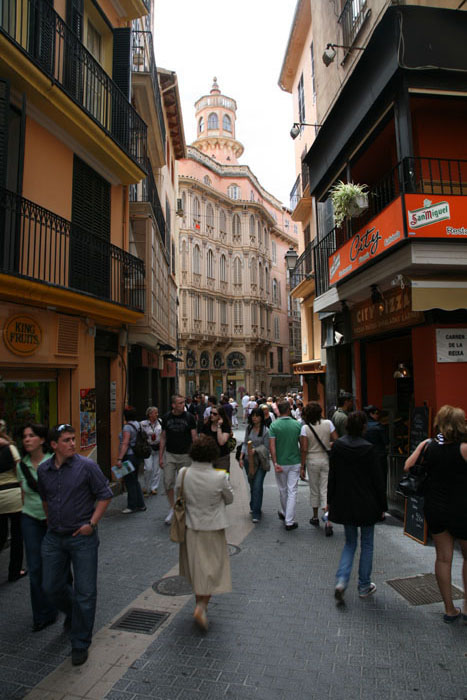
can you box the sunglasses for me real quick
[211,412,218,416]
[56,423,74,433]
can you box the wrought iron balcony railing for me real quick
[290,174,301,211]
[311,156,467,297]
[1,0,147,169]
[0,187,145,311]
[130,157,167,248]
[338,0,368,50]
[290,242,314,291]
[131,30,166,149]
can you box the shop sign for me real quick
[3,315,42,356]
[328,198,403,285]
[141,348,160,368]
[436,328,467,363]
[161,358,176,378]
[351,288,424,339]
[406,194,467,239]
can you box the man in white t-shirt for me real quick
[241,393,250,422]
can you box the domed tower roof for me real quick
[191,77,244,164]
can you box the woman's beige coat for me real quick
[175,461,233,530]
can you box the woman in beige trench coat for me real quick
[175,435,233,630]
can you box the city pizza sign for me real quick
[328,198,403,285]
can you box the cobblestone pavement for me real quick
[1,426,466,699]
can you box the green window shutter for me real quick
[67,0,84,40]
[113,28,132,99]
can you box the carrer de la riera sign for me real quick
[3,315,42,356]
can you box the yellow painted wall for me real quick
[22,117,73,220]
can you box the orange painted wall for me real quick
[22,118,73,220]
[111,185,125,247]
[412,324,467,414]
[411,96,467,160]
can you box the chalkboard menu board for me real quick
[409,406,431,453]
[404,495,428,544]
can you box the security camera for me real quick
[322,45,336,67]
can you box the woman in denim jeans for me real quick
[239,408,270,523]
[117,407,146,514]
[327,411,387,604]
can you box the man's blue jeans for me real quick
[245,464,266,519]
[21,514,57,626]
[335,524,374,594]
[42,530,99,649]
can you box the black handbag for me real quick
[307,423,331,456]
[398,440,431,497]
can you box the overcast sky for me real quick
[154,0,298,207]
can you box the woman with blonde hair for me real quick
[175,435,233,630]
[0,425,26,582]
[404,405,467,623]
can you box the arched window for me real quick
[272,278,278,304]
[198,116,204,133]
[232,213,241,239]
[207,298,215,322]
[219,209,227,234]
[265,266,269,294]
[193,244,201,274]
[203,175,211,186]
[192,196,200,229]
[250,257,257,285]
[208,112,218,129]
[228,184,240,200]
[274,316,280,340]
[251,303,258,325]
[220,254,227,282]
[206,203,214,230]
[259,261,263,290]
[223,114,232,132]
[234,301,243,325]
[207,249,214,278]
[249,215,255,239]
[233,257,242,285]
[181,240,188,271]
[258,220,262,244]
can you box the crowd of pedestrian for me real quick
[1,390,466,659]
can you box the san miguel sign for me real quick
[351,288,424,339]
[328,198,403,285]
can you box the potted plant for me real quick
[330,181,369,227]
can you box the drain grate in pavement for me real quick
[386,573,464,606]
[153,575,193,596]
[110,608,169,634]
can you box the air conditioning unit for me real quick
[176,198,184,216]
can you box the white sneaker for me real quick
[359,583,377,598]
[122,508,134,514]
[165,508,174,525]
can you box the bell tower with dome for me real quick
[191,77,244,164]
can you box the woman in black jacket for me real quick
[328,411,387,604]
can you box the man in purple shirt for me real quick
[38,424,112,666]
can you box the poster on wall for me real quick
[80,388,97,449]
[436,328,467,363]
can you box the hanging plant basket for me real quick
[330,181,369,227]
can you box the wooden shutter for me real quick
[113,28,131,99]
[0,79,9,188]
[67,0,84,40]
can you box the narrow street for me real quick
[0,426,465,700]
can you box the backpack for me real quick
[129,421,151,459]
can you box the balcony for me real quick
[0,0,147,183]
[289,169,313,223]
[0,187,145,319]
[338,0,369,54]
[290,243,314,294]
[130,157,167,247]
[131,30,166,168]
[312,157,467,297]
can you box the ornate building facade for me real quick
[177,79,300,400]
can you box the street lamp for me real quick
[290,122,322,140]
[322,43,365,67]
[284,247,298,271]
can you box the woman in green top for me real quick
[18,424,57,631]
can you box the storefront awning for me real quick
[293,360,326,375]
[411,279,467,311]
